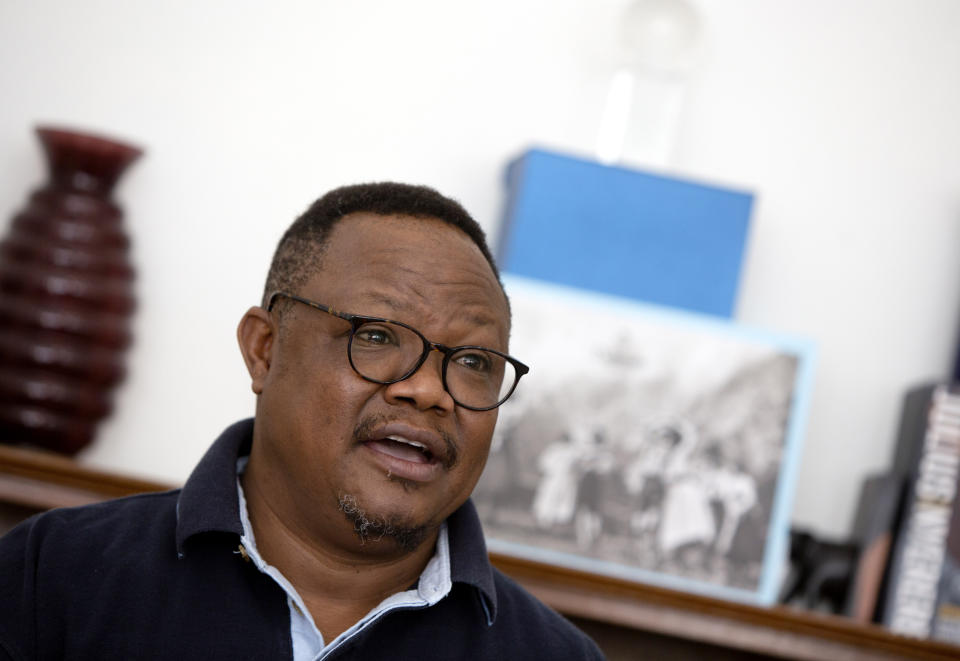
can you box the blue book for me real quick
[498,148,754,318]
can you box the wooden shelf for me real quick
[1,442,956,660]
[0,443,172,509]
[489,552,959,660]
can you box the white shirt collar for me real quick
[235,459,452,660]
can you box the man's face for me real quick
[247,212,510,554]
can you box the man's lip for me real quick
[362,442,444,483]
[359,422,450,468]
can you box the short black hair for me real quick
[262,182,502,307]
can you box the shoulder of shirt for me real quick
[0,490,185,661]
[488,566,606,659]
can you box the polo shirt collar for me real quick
[175,418,251,553]
[446,499,499,623]
[174,418,499,622]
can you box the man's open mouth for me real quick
[364,435,436,465]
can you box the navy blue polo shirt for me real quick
[0,419,604,660]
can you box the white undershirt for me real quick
[234,466,452,661]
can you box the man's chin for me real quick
[337,493,432,553]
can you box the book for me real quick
[881,383,960,642]
[845,472,902,622]
[497,148,754,318]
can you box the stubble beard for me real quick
[337,493,430,553]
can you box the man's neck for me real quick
[240,464,438,643]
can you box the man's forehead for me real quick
[315,213,509,319]
[359,290,504,326]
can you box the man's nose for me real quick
[382,349,454,413]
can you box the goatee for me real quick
[337,493,430,553]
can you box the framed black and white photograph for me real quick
[474,276,815,605]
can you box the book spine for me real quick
[883,384,960,638]
[932,484,960,643]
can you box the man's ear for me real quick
[237,306,275,395]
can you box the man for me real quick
[0,182,604,659]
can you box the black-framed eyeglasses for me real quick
[267,291,529,411]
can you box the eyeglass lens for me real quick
[349,320,515,409]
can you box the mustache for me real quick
[352,414,459,470]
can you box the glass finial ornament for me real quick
[595,0,703,168]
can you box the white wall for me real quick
[1,0,958,538]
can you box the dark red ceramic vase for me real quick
[0,127,143,454]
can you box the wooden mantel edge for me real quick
[0,443,173,499]
[488,551,960,660]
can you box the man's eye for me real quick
[455,351,493,373]
[354,326,396,346]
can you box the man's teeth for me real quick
[386,435,426,450]
[369,435,433,464]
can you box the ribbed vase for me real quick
[0,127,142,454]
